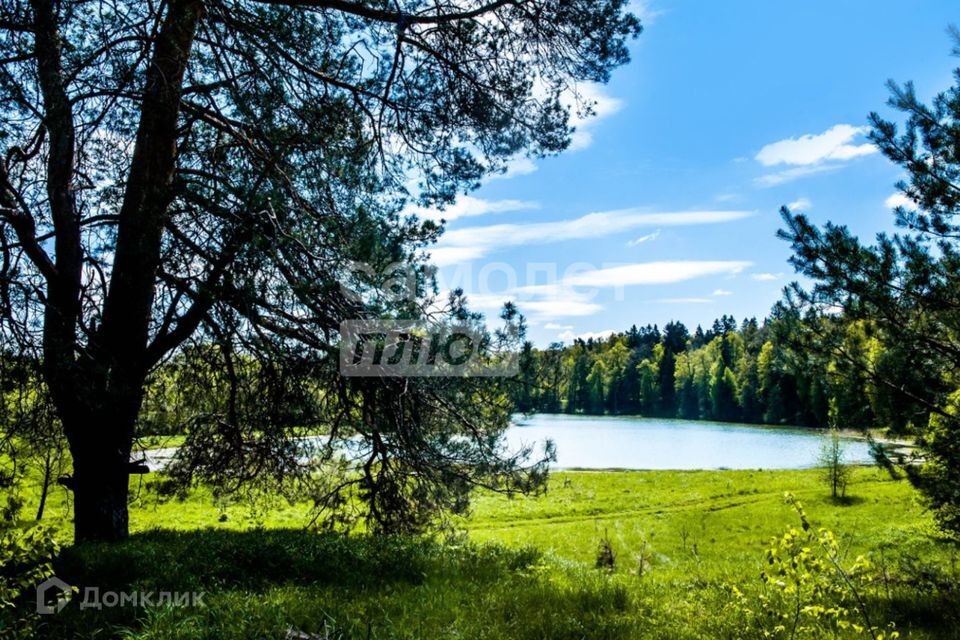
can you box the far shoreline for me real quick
[513,411,917,449]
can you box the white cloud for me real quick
[487,157,538,181]
[523,299,604,317]
[463,288,602,320]
[566,83,625,151]
[885,192,917,209]
[544,322,573,330]
[650,298,713,304]
[786,197,812,211]
[712,289,733,296]
[754,125,878,188]
[626,229,661,247]
[456,292,510,312]
[454,260,749,323]
[560,261,751,288]
[507,260,748,320]
[754,164,842,188]
[431,208,753,265]
[756,124,877,167]
[751,272,783,282]
[407,196,538,222]
[558,329,617,342]
[491,157,537,180]
[569,132,596,152]
[482,84,624,175]
[428,246,488,265]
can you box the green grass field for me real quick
[14,466,960,639]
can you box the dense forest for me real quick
[512,310,917,436]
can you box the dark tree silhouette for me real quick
[0,0,640,541]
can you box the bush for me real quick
[595,531,616,571]
[0,493,61,639]
[729,494,898,639]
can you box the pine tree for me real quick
[779,35,960,532]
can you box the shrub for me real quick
[729,493,898,639]
[0,493,61,639]
[595,530,616,571]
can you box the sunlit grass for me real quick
[15,466,960,638]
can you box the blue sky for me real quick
[416,0,959,346]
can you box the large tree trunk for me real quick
[53,0,203,543]
[72,444,131,543]
[64,404,138,542]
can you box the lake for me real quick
[503,414,875,470]
[139,414,876,472]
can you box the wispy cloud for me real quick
[786,197,812,211]
[455,260,751,322]
[406,196,538,222]
[430,209,753,266]
[649,297,713,304]
[756,125,877,166]
[712,288,733,296]
[544,322,574,330]
[626,229,661,247]
[522,299,603,317]
[428,246,488,265]
[557,261,751,288]
[754,124,877,187]
[754,164,842,188]
[465,290,602,319]
[751,272,783,282]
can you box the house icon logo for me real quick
[36,576,73,615]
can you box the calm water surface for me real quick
[504,414,874,470]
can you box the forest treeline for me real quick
[513,310,914,434]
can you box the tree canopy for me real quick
[0,0,641,541]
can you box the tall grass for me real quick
[42,530,645,640]
[14,467,960,639]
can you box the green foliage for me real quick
[519,315,845,428]
[0,0,643,542]
[778,36,960,534]
[154,306,555,536]
[916,390,960,533]
[636,344,662,414]
[595,530,617,571]
[819,428,851,500]
[0,492,60,639]
[730,494,899,639]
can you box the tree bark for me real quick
[71,430,132,542]
[37,0,204,543]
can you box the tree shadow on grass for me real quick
[40,529,445,638]
[54,528,440,594]
[41,529,608,639]
[828,495,867,507]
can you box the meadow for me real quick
[14,465,960,639]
